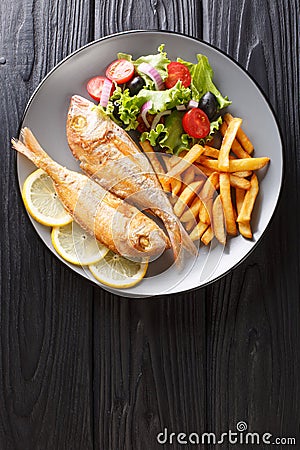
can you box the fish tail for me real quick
[12,128,61,181]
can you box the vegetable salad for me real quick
[86,45,231,155]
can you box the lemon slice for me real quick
[22,169,72,227]
[51,222,109,266]
[89,251,148,288]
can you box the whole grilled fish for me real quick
[66,95,197,260]
[12,128,170,260]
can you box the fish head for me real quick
[126,212,170,261]
[67,95,110,157]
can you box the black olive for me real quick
[112,100,121,120]
[126,76,146,96]
[198,92,219,120]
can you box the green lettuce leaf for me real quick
[118,44,170,89]
[141,110,190,154]
[137,81,191,113]
[178,54,231,109]
[104,86,145,131]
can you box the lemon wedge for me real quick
[22,169,72,227]
[89,251,148,288]
[51,222,109,266]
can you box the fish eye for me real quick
[71,115,87,130]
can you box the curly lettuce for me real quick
[178,54,231,109]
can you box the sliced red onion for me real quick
[138,62,164,90]
[150,110,172,130]
[187,99,199,109]
[141,100,152,128]
[99,78,113,107]
[176,104,186,111]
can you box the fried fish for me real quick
[66,95,197,260]
[12,128,170,260]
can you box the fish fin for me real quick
[153,209,197,261]
[11,133,46,170]
[179,222,198,257]
[12,128,60,178]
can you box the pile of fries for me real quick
[140,113,270,247]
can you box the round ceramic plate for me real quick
[17,30,283,298]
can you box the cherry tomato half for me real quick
[106,59,135,84]
[165,62,191,89]
[86,76,115,101]
[182,108,210,139]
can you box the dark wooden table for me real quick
[1,1,299,449]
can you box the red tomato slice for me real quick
[182,108,210,139]
[165,62,191,89]
[87,76,114,101]
[106,59,135,84]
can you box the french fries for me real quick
[218,117,242,171]
[212,195,226,245]
[142,115,269,248]
[220,121,251,159]
[201,226,214,245]
[173,180,204,217]
[236,174,259,223]
[140,140,171,192]
[219,173,237,236]
[165,144,205,179]
[224,113,254,154]
[190,221,208,241]
[198,157,270,172]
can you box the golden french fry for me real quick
[201,226,214,245]
[224,113,254,154]
[185,219,196,232]
[173,180,204,217]
[218,117,242,171]
[180,196,203,222]
[203,145,220,159]
[182,166,195,185]
[235,187,245,213]
[194,162,214,177]
[220,121,251,159]
[212,195,226,245]
[237,174,259,223]
[139,140,154,153]
[236,187,253,239]
[139,142,172,193]
[198,172,219,224]
[166,144,205,179]
[198,157,270,172]
[199,201,210,224]
[232,170,252,178]
[190,221,208,241]
[163,155,182,197]
[219,173,237,236]
[229,174,251,190]
[238,221,253,239]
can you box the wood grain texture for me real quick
[1,0,299,449]
[203,0,300,446]
[0,0,94,449]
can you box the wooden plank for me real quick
[93,0,202,38]
[203,0,300,443]
[0,0,94,448]
[91,1,207,448]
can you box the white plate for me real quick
[17,31,283,298]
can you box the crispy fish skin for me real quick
[12,128,170,260]
[66,95,197,260]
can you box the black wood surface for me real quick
[0,0,299,449]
